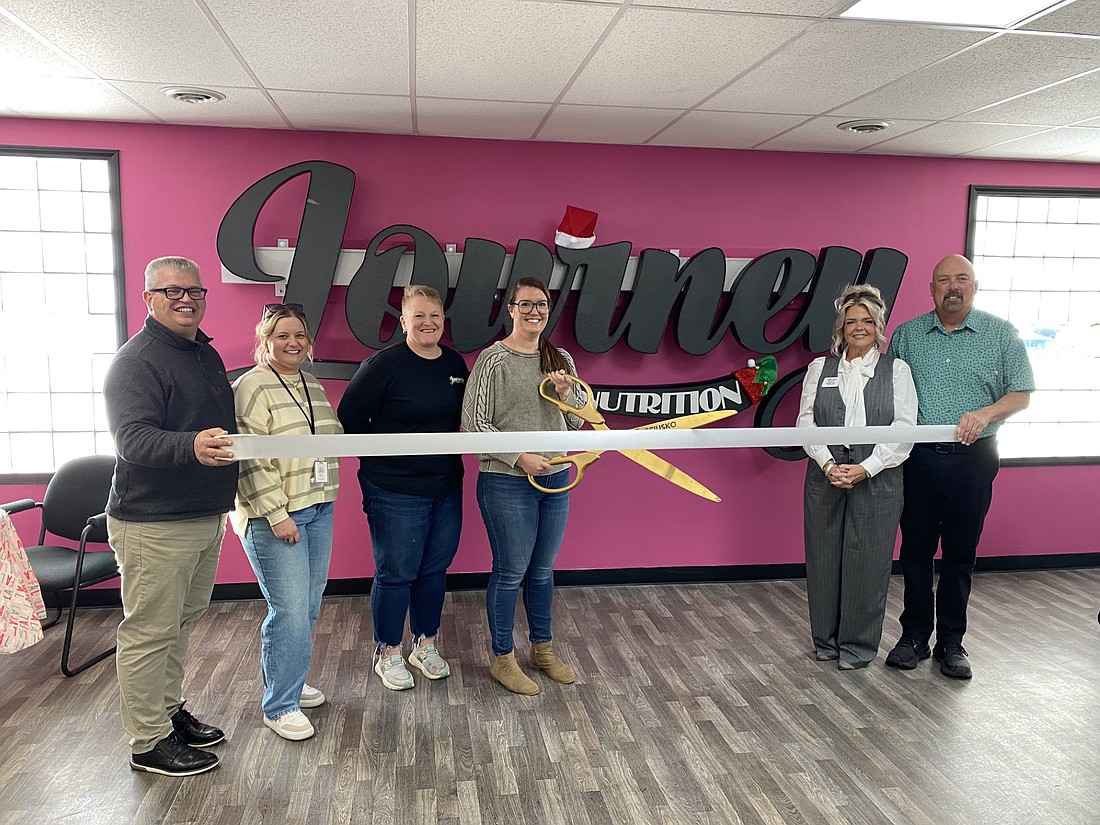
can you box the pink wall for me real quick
[2,116,1098,584]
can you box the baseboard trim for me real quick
[60,552,1100,608]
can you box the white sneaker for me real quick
[408,643,451,680]
[374,653,415,690]
[263,709,315,741]
[300,683,325,708]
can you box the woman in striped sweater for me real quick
[232,304,342,741]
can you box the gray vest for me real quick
[813,354,896,465]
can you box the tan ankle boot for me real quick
[489,651,539,695]
[529,642,576,684]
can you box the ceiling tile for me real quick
[205,0,409,95]
[0,75,158,121]
[110,82,289,128]
[865,121,1048,156]
[651,110,808,148]
[1021,0,1100,36]
[270,91,413,133]
[416,98,549,140]
[963,126,1100,158]
[537,104,681,144]
[832,32,1100,121]
[955,70,1100,126]
[417,0,617,102]
[704,21,988,115]
[563,7,810,107]
[1,0,253,86]
[0,14,91,78]
[756,116,930,151]
[636,0,836,13]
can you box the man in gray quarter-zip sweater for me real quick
[103,256,237,778]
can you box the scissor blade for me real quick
[619,449,722,502]
[632,410,737,431]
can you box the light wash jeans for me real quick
[476,471,569,656]
[364,480,462,648]
[241,501,334,719]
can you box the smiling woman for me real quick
[230,304,343,741]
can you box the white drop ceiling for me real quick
[2,0,1099,163]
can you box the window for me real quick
[0,147,125,480]
[968,186,1100,462]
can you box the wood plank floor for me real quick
[1,570,1098,825]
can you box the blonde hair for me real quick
[830,284,887,356]
[401,284,444,312]
[254,306,314,366]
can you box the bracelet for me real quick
[823,459,836,474]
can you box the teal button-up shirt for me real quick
[886,308,1035,437]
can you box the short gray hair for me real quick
[145,256,201,290]
[830,284,888,355]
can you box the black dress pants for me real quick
[897,438,999,647]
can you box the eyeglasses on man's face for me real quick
[263,302,305,318]
[149,286,208,300]
[510,300,552,314]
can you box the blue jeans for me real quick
[477,471,570,656]
[364,480,462,648]
[241,502,334,719]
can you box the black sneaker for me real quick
[933,643,973,679]
[171,703,225,747]
[130,730,219,776]
[885,638,932,670]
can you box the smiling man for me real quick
[884,254,1034,680]
[104,256,238,775]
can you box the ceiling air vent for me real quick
[161,87,226,105]
[837,119,893,135]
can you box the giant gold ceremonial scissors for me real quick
[529,375,735,501]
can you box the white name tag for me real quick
[822,376,840,388]
[312,460,329,484]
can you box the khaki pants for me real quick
[108,515,226,754]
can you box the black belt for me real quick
[915,437,994,454]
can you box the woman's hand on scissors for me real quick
[548,369,574,402]
[517,452,555,475]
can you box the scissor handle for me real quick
[538,375,603,426]
[527,452,601,493]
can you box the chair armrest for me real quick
[87,513,108,531]
[0,498,38,515]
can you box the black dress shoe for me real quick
[171,704,225,747]
[933,643,973,679]
[885,638,931,670]
[130,730,219,776]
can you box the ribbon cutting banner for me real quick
[231,425,959,460]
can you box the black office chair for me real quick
[1,454,119,676]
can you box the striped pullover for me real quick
[230,365,342,535]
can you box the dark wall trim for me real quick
[64,552,1099,608]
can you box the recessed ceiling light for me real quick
[838,119,893,135]
[161,86,226,105]
[838,0,1059,28]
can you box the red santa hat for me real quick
[555,205,598,249]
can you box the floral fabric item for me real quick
[0,509,47,654]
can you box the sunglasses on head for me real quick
[262,302,305,318]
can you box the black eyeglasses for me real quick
[509,300,552,314]
[149,286,208,300]
[262,302,305,318]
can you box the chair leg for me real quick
[61,540,117,677]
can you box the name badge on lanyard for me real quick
[312,460,329,484]
[822,376,840,388]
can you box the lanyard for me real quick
[273,370,316,435]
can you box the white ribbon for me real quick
[231,425,958,460]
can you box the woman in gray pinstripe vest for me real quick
[797,285,917,670]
